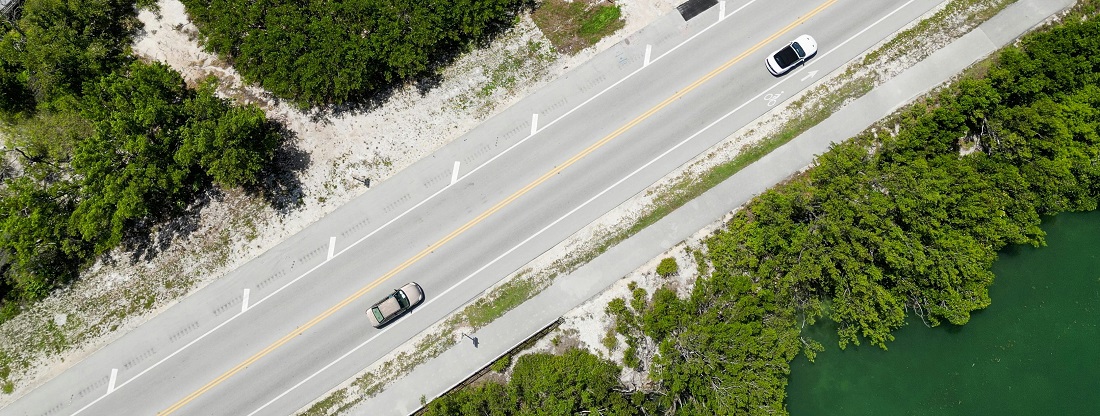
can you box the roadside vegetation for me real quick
[179,0,530,107]
[532,0,625,55]
[0,0,285,390]
[1,0,628,401]
[0,0,283,312]
[178,0,624,107]
[421,5,1100,415]
[422,348,635,415]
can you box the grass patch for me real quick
[533,0,625,54]
[490,354,511,372]
[0,352,11,394]
[300,389,348,416]
[478,40,556,100]
[451,35,557,117]
[864,0,1015,66]
[458,275,541,328]
[480,41,551,97]
[1065,0,1100,20]
[580,5,623,40]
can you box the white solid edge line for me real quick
[247,0,929,410]
[64,1,813,414]
[68,253,341,415]
[245,326,394,416]
[808,0,917,66]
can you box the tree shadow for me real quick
[245,120,309,215]
[119,119,307,263]
[414,72,445,97]
[122,186,219,263]
[320,0,538,116]
[320,80,403,120]
[942,322,969,334]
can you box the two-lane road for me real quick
[4,0,949,414]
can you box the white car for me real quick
[765,34,818,76]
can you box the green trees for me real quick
[177,80,280,188]
[14,0,140,108]
[644,275,800,415]
[67,62,280,253]
[71,62,200,251]
[0,0,284,314]
[701,17,1100,352]
[0,40,33,115]
[422,349,636,416]
[180,0,526,106]
[0,178,87,301]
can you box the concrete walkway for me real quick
[356,0,1075,414]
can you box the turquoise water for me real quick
[785,211,1100,415]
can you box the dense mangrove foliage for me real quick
[180,0,528,106]
[423,349,639,415]
[424,9,1100,416]
[0,0,283,318]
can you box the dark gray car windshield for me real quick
[396,290,409,308]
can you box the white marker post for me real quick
[644,45,652,67]
[242,289,250,313]
[530,114,539,135]
[451,161,461,185]
[719,1,726,20]
[327,237,336,260]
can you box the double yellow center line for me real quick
[159,0,836,413]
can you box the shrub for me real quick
[656,257,679,277]
[490,355,511,373]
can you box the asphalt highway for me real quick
[3,0,964,414]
